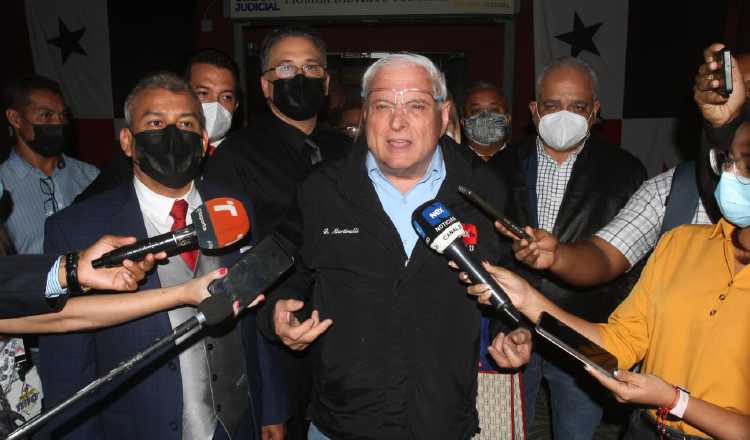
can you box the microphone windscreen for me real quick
[197,294,234,326]
[411,200,465,253]
[191,198,250,249]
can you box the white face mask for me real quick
[202,102,233,143]
[536,109,590,151]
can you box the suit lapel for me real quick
[109,182,173,334]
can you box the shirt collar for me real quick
[132,176,202,225]
[7,149,65,180]
[366,145,445,187]
[535,136,586,164]
[711,217,736,241]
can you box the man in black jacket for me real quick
[500,57,647,439]
[201,26,352,439]
[203,26,350,245]
[258,53,531,440]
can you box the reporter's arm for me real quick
[498,224,630,287]
[681,396,750,440]
[464,262,605,346]
[550,237,630,286]
[0,268,225,334]
[586,367,750,440]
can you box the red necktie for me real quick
[207,144,217,157]
[170,199,198,271]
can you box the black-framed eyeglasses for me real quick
[262,63,327,79]
[39,176,58,215]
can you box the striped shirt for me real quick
[535,138,584,232]
[0,149,98,254]
[595,167,712,266]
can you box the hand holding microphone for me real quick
[92,198,249,268]
[411,199,523,326]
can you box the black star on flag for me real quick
[555,12,603,57]
[47,18,87,64]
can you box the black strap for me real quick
[659,161,699,237]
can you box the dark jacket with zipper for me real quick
[490,134,647,323]
[258,137,512,439]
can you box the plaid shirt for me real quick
[535,138,584,232]
[595,167,711,266]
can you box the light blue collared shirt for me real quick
[0,150,98,254]
[366,146,446,257]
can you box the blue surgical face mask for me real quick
[714,171,750,227]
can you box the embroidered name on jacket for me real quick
[322,227,360,235]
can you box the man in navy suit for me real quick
[38,72,288,440]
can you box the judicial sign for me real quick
[230,0,517,18]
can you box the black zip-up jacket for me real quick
[258,137,511,439]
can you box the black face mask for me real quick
[272,74,326,121]
[132,124,203,189]
[25,124,71,157]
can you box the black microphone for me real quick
[208,235,295,308]
[411,200,522,326]
[92,198,250,268]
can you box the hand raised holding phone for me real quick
[694,43,746,127]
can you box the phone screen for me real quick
[714,49,733,97]
[535,312,618,379]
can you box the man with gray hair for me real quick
[257,52,532,439]
[495,56,646,438]
[38,71,288,440]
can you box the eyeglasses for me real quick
[39,176,58,215]
[262,63,327,79]
[710,148,750,183]
[366,88,444,119]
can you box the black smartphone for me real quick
[457,185,534,242]
[207,235,295,307]
[535,312,618,379]
[714,48,733,97]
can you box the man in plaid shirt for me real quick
[496,56,647,439]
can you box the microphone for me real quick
[92,198,249,268]
[411,200,523,326]
[208,235,295,308]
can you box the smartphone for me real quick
[207,235,295,307]
[535,312,618,379]
[714,48,733,97]
[457,185,534,242]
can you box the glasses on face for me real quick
[262,63,327,79]
[39,176,58,215]
[366,88,443,119]
[710,148,750,183]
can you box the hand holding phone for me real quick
[457,185,534,242]
[535,312,618,379]
[713,48,733,97]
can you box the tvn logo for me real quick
[423,202,450,226]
